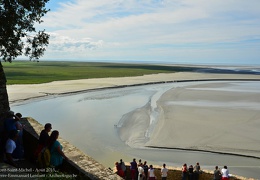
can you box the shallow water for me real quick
[11,81,260,179]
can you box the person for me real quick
[161,163,168,180]
[193,162,200,180]
[143,161,149,179]
[4,111,16,135]
[138,159,142,166]
[137,159,142,179]
[40,123,52,146]
[34,123,52,158]
[221,166,229,180]
[138,163,144,180]
[188,165,194,180]
[115,161,125,178]
[148,164,156,180]
[119,159,127,179]
[14,113,23,131]
[130,158,137,180]
[4,130,19,167]
[12,112,24,159]
[14,113,24,141]
[214,166,222,180]
[182,163,188,180]
[48,130,68,169]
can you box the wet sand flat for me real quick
[145,81,260,157]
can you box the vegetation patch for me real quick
[3,61,197,85]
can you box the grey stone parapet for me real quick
[21,117,123,180]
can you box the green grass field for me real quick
[2,61,196,85]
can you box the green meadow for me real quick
[3,61,196,85]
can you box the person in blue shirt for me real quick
[48,130,68,169]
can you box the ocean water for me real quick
[11,81,260,179]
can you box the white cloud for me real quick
[36,0,260,64]
[43,33,103,59]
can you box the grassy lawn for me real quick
[2,61,196,85]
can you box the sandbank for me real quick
[145,81,260,157]
[7,72,260,102]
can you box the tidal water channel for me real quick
[11,81,260,179]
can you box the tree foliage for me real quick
[0,0,50,118]
[0,0,50,62]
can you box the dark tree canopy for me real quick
[0,0,50,118]
[0,0,50,62]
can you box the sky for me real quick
[31,0,260,65]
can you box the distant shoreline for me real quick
[8,71,260,104]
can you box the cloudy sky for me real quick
[35,0,260,65]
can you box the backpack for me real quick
[37,147,51,168]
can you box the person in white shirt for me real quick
[5,130,19,167]
[221,165,229,180]
[148,165,156,180]
[161,163,168,180]
[138,163,144,180]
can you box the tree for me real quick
[0,0,50,118]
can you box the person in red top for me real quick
[182,163,188,180]
[115,161,125,178]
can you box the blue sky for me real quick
[32,0,260,65]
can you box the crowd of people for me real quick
[114,158,168,180]
[115,158,231,180]
[1,110,68,169]
[1,111,25,167]
[181,163,230,180]
[181,162,201,180]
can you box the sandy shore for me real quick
[7,72,260,102]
